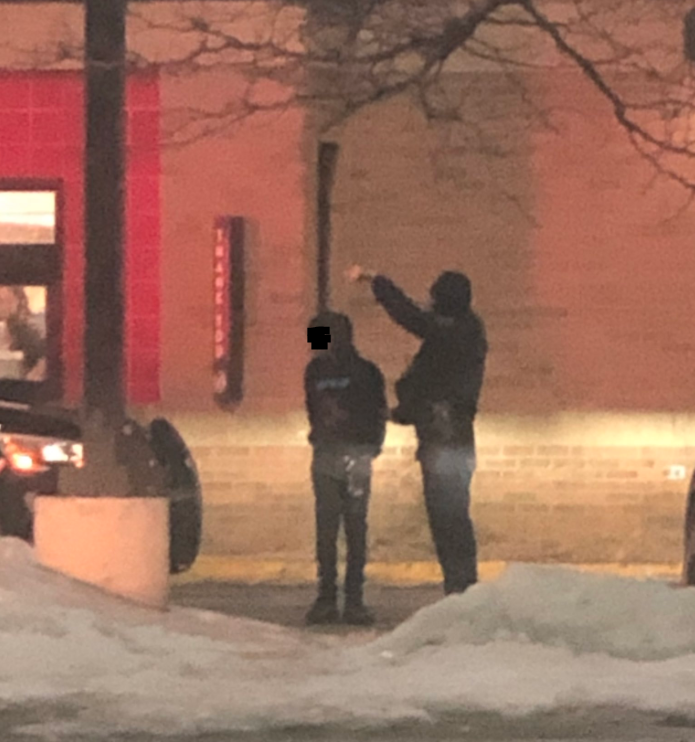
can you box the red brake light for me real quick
[2,441,49,475]
[9,451,39,473]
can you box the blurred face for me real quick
[308,326,331,357]
[308,317,352,359]
[328,325,352,356]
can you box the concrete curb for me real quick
[173,556,684,586]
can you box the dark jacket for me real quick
[372,275,487,449]
[304,348,387,457]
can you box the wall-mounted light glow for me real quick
[667,464,687,481]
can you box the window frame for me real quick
[0,178,64,402]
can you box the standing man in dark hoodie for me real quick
[346,266,487,596]
[305,311,387,625]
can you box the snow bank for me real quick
[1,538,695,738]
[369,563,695,661]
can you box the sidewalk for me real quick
[173,556,683,586]
[170,557,684,633]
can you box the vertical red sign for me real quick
[213,218,230,399]
[213,221,230,361]
[213,216,245,407]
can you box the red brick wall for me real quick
[0,70,162,404]
[327,70,695,417]
[158,69,310,411]
[531,71,695,413]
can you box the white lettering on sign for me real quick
[213,220,230,383]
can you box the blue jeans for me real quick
[418,445,478,594]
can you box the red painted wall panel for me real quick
[0,70,161,405]
[124,73,162,405]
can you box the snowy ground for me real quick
[1,538,695,740]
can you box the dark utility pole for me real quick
[316,142,339,313]
[84,0,127,423]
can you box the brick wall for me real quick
[327,73,541,414]
[159,67,311,412]
[1,3,691,569]
[162,66,695,570]
[0,0,312,413]
[326,69,695,416]
[190,440,688,566]
[171,412,692,568]
[530,71,695,414]
[473,443,687,563]
[0,70,161,405]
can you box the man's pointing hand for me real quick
[345,264,376,284]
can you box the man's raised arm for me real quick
[345,265,430,339]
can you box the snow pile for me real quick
[0,538,335,734]
[1,538,695,737]
[368,563,695,661]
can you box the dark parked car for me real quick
[684,469,695,586]
[0,390,201,575]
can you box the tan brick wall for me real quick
[194,442,688,565]
[167,412,693,567]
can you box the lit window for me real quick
[0,286,47,382]
[0,191,56,244]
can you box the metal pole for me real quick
[84,0,127,423]
[316,142,339,314]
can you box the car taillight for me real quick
[1,435,83,475]
[3,442,49,475]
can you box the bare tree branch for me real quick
[6,0,695,203]
[518,0,695,193]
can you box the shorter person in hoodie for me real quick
[304,311,387,626]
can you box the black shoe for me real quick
[305,597,340,625]
[342,601,375,627]
[445,581,475,596]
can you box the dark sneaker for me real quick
[445,581,476,596]
[342,602,375,627]
[305,598,340,625]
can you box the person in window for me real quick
[0,287,46,381]
[346,266,488,596]
[305,311,387,626]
